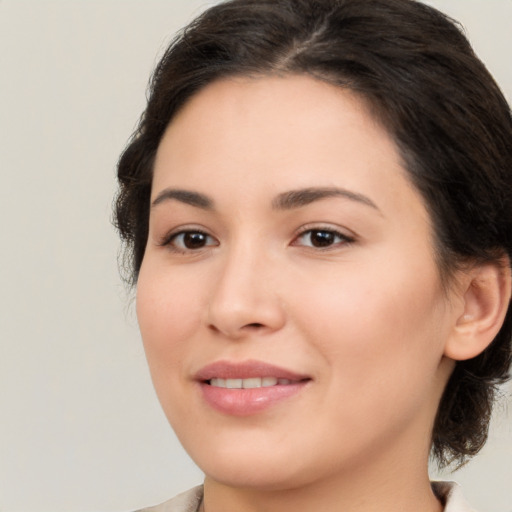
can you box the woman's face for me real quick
[137,76,459,489]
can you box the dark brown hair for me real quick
[115,0,512,467]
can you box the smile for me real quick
[208,377,295,388]
[197,360,311,415]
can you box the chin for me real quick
[184,440,312,490]
[188,438,352,493]
[203,463,312,491]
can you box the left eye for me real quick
[294,229,351,248]
[168,231,218,251]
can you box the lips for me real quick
[196,360,309,381]
[196,360,311,416]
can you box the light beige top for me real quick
[136,481,475,512]
[136,486,203,512]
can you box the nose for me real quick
[206,246,286,339]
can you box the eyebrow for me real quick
[152,188,214,210]
[272,187,381,212]
[151,186,380,213]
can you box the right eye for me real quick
[163,230,219,252]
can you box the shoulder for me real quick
[134,485,204,512]
[432,481,477,512]
[134,482,473,512]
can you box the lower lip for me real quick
[199,381,308,416]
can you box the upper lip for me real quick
[195,360,310,382]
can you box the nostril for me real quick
[246,323,264,329]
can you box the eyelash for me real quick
[159,226,355,254]
[159,229,219,254]
[292,226,355,250]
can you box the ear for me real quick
[444,258,512,361]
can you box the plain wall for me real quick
[0,1,511,511]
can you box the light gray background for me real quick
[1,1,511,511]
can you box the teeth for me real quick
[226,378,242,389]
[243,377,262,389]
[262,377,278,387]
[209,376,287,389]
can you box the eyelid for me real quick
[157,225,219,251]
[291,224,356,248]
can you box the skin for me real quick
[136,75,469,512]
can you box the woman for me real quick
[115,1,512,511]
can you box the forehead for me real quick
[158,75,385,161]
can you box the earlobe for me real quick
[444,258,512,361]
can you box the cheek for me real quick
[293,258,447,387]
[289,265,449,457]
[136,265,204,382]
